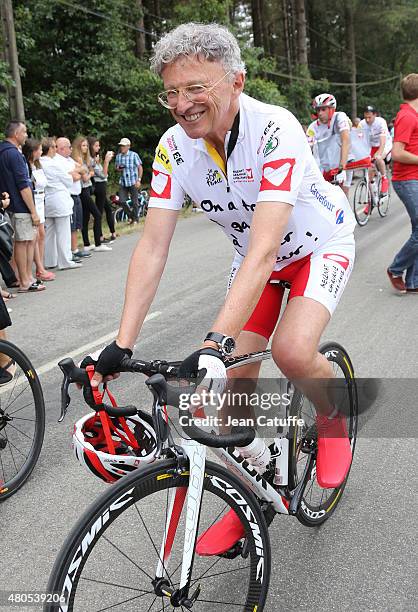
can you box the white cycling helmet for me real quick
[73,412,158,483]
[313,93,337,109]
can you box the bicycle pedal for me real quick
[219,540,245,559]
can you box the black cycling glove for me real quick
[80,341,133,377]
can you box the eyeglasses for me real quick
[158,71,232,109]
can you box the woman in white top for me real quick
[22,138,55,282]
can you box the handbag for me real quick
[0,210,15,260]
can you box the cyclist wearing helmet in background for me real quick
[307,93,353,197]
[360,105,392,195]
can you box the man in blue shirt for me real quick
[115,137,143,223]
[0,121,44,293]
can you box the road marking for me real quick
[0,312,162,396]
[35,311,162,377]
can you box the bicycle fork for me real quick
[153,438,206,608]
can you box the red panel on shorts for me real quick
[243,254,312,340]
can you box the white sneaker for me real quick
[60,262,83,270]
[94,244,112,252]
[83,245,96,251]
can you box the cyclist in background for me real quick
[307,94,353,197]
[360,105,392,195]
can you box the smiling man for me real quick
[89,23,356,555]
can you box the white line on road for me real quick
[35,310,162,378]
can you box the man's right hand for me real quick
[85,341,133,388]
[31,212,40,226]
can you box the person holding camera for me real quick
[115,137,143,223]
[88,137,117,243]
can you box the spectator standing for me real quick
[115,137,143,223]
[0,191,19,302]
[72,137,111,252]
[22,138,55,282]
[55,137,91,262]
[88,137,117,243]
[42,137,81,270]
[0,121,44,293]
[387,74,418,293]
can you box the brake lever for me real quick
[58,370,71,423]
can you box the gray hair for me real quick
[150,23,246,77]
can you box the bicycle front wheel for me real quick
[353,179,371,226]
[287,342,358,526]
[377,175,391,217]
[46,459,271,612]
[0,340,45,500]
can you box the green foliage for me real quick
[284,66,329,125]
[1,0,415,177]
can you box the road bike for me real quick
[111,190,149,225]
[0,339,45,500]
[46,343,357,611]
[352,160,391,226]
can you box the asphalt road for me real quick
[1,186,417,612]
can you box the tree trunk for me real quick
[251,0,263,48]
[295,0,308,66]
[261,2,270,55]
[134,0,146,59]
[0,0,25,121]
[282,0,292,74]
[345,1,357,120]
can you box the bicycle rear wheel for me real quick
[287,342,358,526]
[46,459,271,611]
[0,340,45,500]
[353,179,371,226]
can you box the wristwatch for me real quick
[204,332,236,357]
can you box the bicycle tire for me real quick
[287,342,358,526]
[377,175,390,217]
[0,340,45,500]
[46,459,271,612]
[353,179,370,226]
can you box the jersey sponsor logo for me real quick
[150,169,172,199]
[155,144,172,173]
[166,135,178,152]
[323,253,350,270]
[173,151,184,165]
[335,209,344,224]
[263,136,279,157]
[310,183,336,212]
[260,158,295,192]
[206,168,223,186]
[232,168,254,183]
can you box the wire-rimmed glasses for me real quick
[158,70,232,109]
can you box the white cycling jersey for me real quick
[307,111,351,145]
[359,116,392,150]
[149,93,355,272]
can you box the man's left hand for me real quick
[135,180,142,189]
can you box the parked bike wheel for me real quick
[46,460,271,612]
[377,175,391,217]
[287,342,358,526]
[353,179,371,226]
[114,206,129,225]
[0,340,45,500]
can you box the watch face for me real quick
[222,337,235,355]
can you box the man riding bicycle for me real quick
[307,93,353,197]
[360,105,392,195]
[87,23,356,556]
